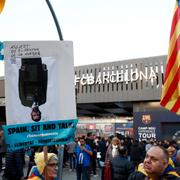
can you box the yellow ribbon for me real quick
[0,0,5,14]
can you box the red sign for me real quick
[86,124,96,130]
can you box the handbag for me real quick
[102,160,112,180]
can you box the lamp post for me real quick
[45,0,63,41]
[45,1,64,179]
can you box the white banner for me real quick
[4,41,77,125]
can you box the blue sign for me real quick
[115,122,133,128]
[3,119,78,151]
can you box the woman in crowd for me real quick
[105,137,121,162]
[28,151,58,180]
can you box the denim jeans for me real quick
[76,165,90,180]
[69,153,76,169]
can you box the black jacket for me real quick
[98,140,107,162]
[130,141,143,162]
[128,164,180,180]
[128,171,180,180]
[4,149,24,180]
[111,156,134,180]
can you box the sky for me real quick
[0,0,175,76]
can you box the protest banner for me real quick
[3,41,78,151]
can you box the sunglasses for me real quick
[47,163,58,167]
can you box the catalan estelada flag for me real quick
[160,0,180,115]
[0,0,5,13]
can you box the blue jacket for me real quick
[75,144,92,167]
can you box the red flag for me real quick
[160,0,180,115]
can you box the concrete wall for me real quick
[75,55,166,103]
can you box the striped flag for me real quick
[0,0,5,14]
[160,0,180,115]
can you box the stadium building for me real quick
[0,55,179,141]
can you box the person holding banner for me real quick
[28,152,58,180]
[3,149,25,180]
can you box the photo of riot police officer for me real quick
[19,57,48,122]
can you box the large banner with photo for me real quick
[3,41,78,151]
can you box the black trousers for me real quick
[0,152,5,170]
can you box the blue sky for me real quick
[0,0,175,76]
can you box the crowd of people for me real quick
[1,129,180,180]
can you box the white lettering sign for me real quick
[138,126,156,141]
[75,67,160,86]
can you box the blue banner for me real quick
[3,119,78,151]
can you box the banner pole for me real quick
[43,146,48,180]
[43,146,48,164]
[57,145,64,180]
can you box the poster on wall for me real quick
[3,41,78,151]
[136,114,157,141]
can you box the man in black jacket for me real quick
[128,145,180,180]
[111,146,134,180]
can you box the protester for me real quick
[28,151,58,180]
[130,139,144,169]
[124,137,133,161]
[86,132,97,177]
[26,146,42,179]
[174,150,180,175]
[145,139,154,152]
[111,146,134,180]
[0,129,6,172]
[176,149,180,165]
[97,137,107,167]
[63,144,69,167]
[167,142,178,166]
[75,136,93,180]
[3,149,25,180]
[105,137,121,162]
[67,139,77,171]
[128,145,180,180]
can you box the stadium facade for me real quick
[0,55,179,141]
